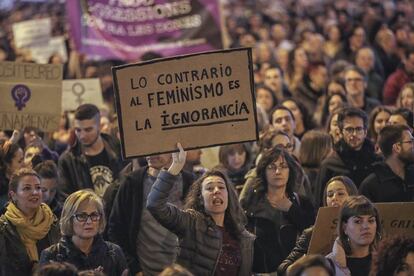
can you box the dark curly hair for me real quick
[370,235,414,276]
[184,169,246,240]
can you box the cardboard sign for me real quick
[0,61,62,132]
[30,36,68,64]
[62,78,103,111]
[113,48,257,159]
[308,203,414,255]
[12,18,51,49]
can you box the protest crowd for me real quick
[1,0,414,275]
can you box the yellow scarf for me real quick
[5,202,54,261]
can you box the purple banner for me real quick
[67,0,223,61]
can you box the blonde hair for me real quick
[60,189,105,236]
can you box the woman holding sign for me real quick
[147,143,254,275]
[326,195,382,276]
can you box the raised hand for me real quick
[168,142,187,176]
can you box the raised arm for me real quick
[147,143,194,237]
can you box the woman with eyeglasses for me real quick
[0,168,60,275]
[240,147,315,274]
[239,129,311,203]
[39,189,127,275]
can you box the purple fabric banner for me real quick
[67,0,223,61]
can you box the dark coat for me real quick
[39,235,127,276]
[0,215,60,276]
[58,133,122,198]
[383,67,412,105]
[107,167,194,274]
[277,226,314,275]
[147,171,254,276]
[315,139,380,206]
[359,162,414,202]
[240,187,315,273]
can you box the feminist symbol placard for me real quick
[72,82,85,105]
[11,84,31,111]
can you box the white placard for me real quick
[30,36,68,64]
[62,78,104,111]
[12,18,51,49]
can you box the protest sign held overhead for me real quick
[30,36,68,64]
[0,61,62,132]
[308,202,414,255]
[113,48,257,159]
[12,18,51,49]
[67,0,223,61]
[62,78,103,111]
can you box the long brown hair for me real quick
[184,169,246,239]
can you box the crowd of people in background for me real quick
[1,0,414,275]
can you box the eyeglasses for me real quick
[275,143,293,150]
[267,163,289,171]
[399,139,414,145]
[345,78,364,83]
[343,127,365,135]
[73,212,101,222]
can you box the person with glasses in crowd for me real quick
[343,66,380,115]
[360,124,414,202]
[240,147,315,274]
[0,168,60,275]
[316,107,380,206]
[240,129,311,202]
[39,189,127,275]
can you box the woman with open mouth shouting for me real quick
[0,168,60,275]
[147,143,254,276]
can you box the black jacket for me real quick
[360,162,414,202]
[277,226,314,275]
[0,215,60,276]
[40,235,127,276]
[240,188,315,273]
[315,139,380,206]
[58,133,122,198]
[107,166,194,274]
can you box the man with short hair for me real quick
[58,104,122,197]
[360,125,414,202]
[294,62,328,117]
[270,105,301,158]
[388,108,414,130]
[315,107,380,206]
[34,160,62,218]
[344,66,380,114]
[355,47,384,101]
[108,153,193,275]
